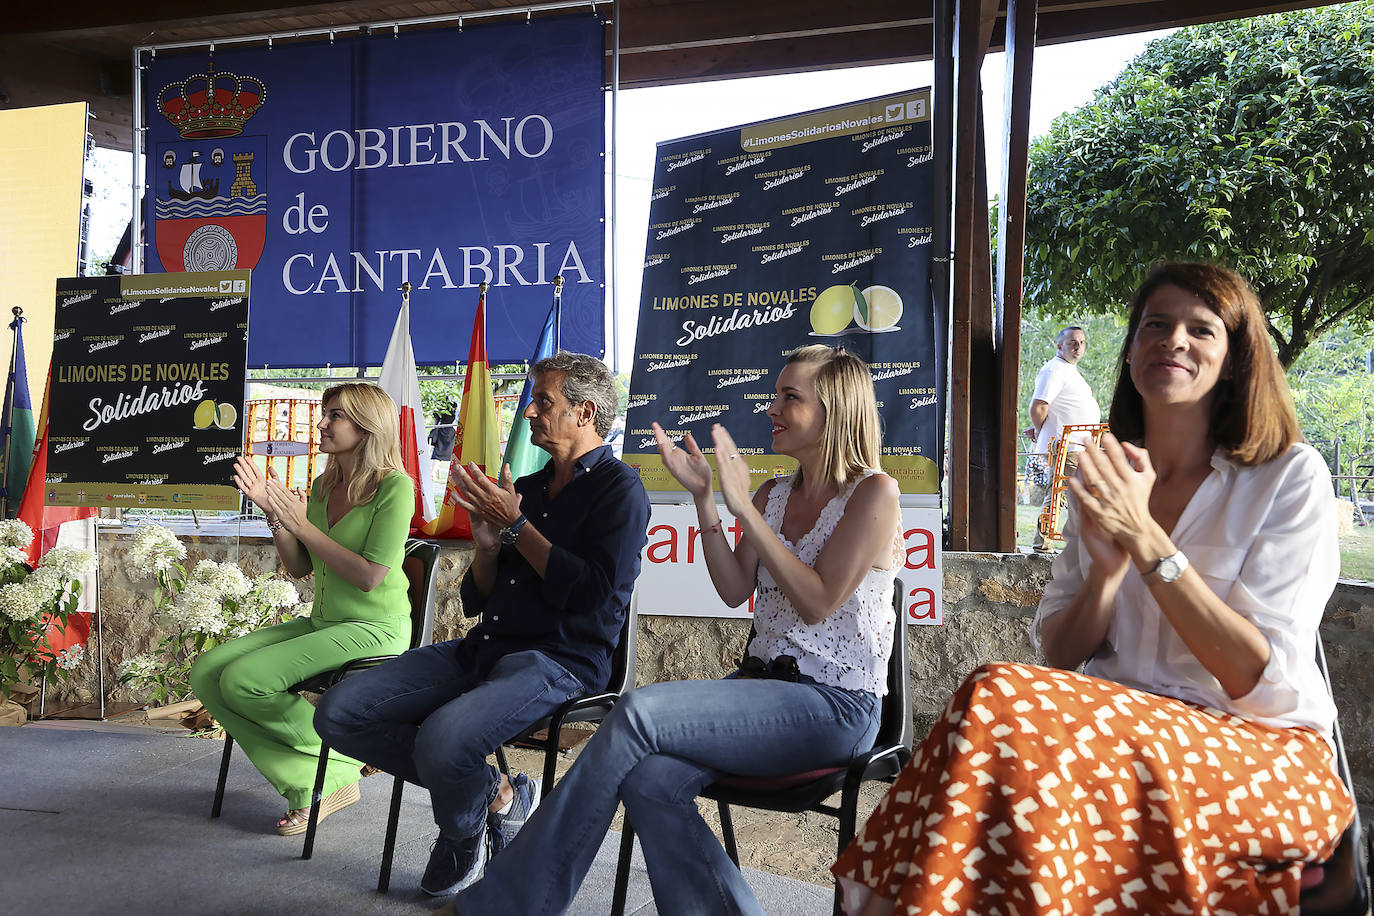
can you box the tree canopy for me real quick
[1024,3,1374,367]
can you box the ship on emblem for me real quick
[152,66,268,273]
[169,150,219,201]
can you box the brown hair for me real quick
[1108,261,1300,466]
[784,345,883,491]
[314,382,406,506]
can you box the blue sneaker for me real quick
[487,772,541,855]
[420,829,489,896]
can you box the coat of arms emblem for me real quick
[153,66,268,272]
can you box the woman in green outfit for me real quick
[191,382,414,835]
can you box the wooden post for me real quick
[995,0,1039,551]
[948,0,999,550]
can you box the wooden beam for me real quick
[4,1,423,35]
[617,0,930,52]
[968,96,1000,549]
[618,24,937,88]
[932,0,954,549]
[1031,0,1332,45]
[995,0,1037,552]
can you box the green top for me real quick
[305,469,412,623]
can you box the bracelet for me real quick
[703,520,722,535]
[266,518,285,533]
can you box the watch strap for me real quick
[499,514,528,544]
[1142,550,1188,584]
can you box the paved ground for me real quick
[0,720,835,915]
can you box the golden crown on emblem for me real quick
[157,65,267,140]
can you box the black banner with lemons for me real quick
[624,89,942,495]
[46,271,249,510]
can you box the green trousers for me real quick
[189,616,410,809]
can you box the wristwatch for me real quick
[1143,550,1189,584]
[498,514,528,545]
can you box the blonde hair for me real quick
[314,382,405,506]
[784,345,883,491]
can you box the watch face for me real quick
[1158,556,1183,581]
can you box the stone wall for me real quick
[60,529,1374,803]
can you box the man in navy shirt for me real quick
[315,352,649,897]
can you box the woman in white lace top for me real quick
[454,345,902,916]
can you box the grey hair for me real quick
[532,351,617,438]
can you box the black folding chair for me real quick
[375,588,639,893]
[1297,635,1368,916]
[208,538,440,861]
[611,580,911,916]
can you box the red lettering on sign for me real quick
[646,524,677,563]
[907,586,938,621]
[903,527,936,570]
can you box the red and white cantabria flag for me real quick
[378,287,441,530]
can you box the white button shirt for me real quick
[1034,442,1339,741]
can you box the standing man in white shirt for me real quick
[1024,326,1100,551]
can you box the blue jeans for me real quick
[457,675,880,916]
[312,642,584,840]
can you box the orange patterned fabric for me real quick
[833,662,1353,916]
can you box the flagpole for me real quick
[552,275,563,353]
[95,524,105,720]
[0,307,25,518]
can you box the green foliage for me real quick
[1286,323,1374,476]
[1025,3,1374,367]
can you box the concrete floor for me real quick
[0,720,833,915]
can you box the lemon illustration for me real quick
[810,284,857,335]
[193,399,216,429]
[857,285,903,331]
[214,402,238,429]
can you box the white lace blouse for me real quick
[747,470,899,696]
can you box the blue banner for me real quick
[623,89,942,495]
[142,14,605,368]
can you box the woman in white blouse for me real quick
[453,344,901,916]
[833,262,1354,916]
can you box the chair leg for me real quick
[377,775,406,893]
[541,728,560,796]
[211,735,234,818]
[494,743,511,780]
[610,818,636,916]
[301,744,332,860]
[717,801,739,866]
[833,782,863,916]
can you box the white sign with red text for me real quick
[638,503,942,624]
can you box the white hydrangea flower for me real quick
[56,644,85,670]
[287,602,313,618]
[255,578,300,610]
[166,582,228,635]
[208,563,251,600]
[0,580,43,621]
[0,545,30,569]
[0,519,34,549]
[127,524,186,577]
[40,545,98,579]
[118,653,158,683]
[25,566,68,606]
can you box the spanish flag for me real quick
[421,285,501,539]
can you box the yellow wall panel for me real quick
[0,101,88,401]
